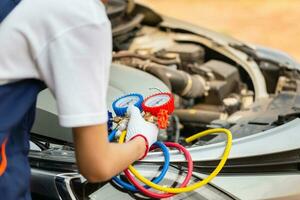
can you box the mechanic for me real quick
[0,0,158,199]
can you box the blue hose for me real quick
[108,129,118,142]
[108,130,170,192]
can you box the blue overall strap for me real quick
[0,79,44,200]
[0,0,21,22]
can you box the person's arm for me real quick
[73,124,146,182]
[34,9,155,182]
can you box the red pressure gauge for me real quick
[142,93,175,129]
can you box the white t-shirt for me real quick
[0,0,112,127]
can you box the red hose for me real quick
[124,142,193,198]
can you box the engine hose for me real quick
[123,141,193,198]
[120,59,206,98]
[123,128,232,193]
[109,130,170,192]
[145,66,172,90]
[145,66,206,98]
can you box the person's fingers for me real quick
[126,105,159,146]
[127,105,135,116]
[127,105,141,116]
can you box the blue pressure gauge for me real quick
[112,93,144,116]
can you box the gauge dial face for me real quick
[115,96,141,108]
[144,94,171,108]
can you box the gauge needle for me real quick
[121,99,134,107]
[154,99,163,105]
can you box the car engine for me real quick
[108,0,300,145]
[28,1,300,199]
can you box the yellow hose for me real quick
[119,128,232,193]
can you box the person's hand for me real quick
[126,105,158,159]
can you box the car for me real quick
[29,0,300,199]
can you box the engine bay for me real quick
[31,0,300,148]
[109,2,300,146]
[28,1,300,199]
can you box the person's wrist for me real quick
[130,135,149,160]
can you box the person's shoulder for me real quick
[49,0,109,25]
[0,0,110,59]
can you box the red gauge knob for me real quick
[142,92,175,117]
[157,109,169,129]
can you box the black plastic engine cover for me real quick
[202,60,241,104]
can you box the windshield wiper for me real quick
[273,112,300,125]
[191,149,300,174]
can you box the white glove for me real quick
[126,105,159,159]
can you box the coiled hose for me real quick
[124,142,193,198]
[109,129,171,192]
[119,128,232,194]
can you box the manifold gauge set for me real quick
[107,92,232,198]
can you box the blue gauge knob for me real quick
[112,93,144,116]
[107,111,113,132]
